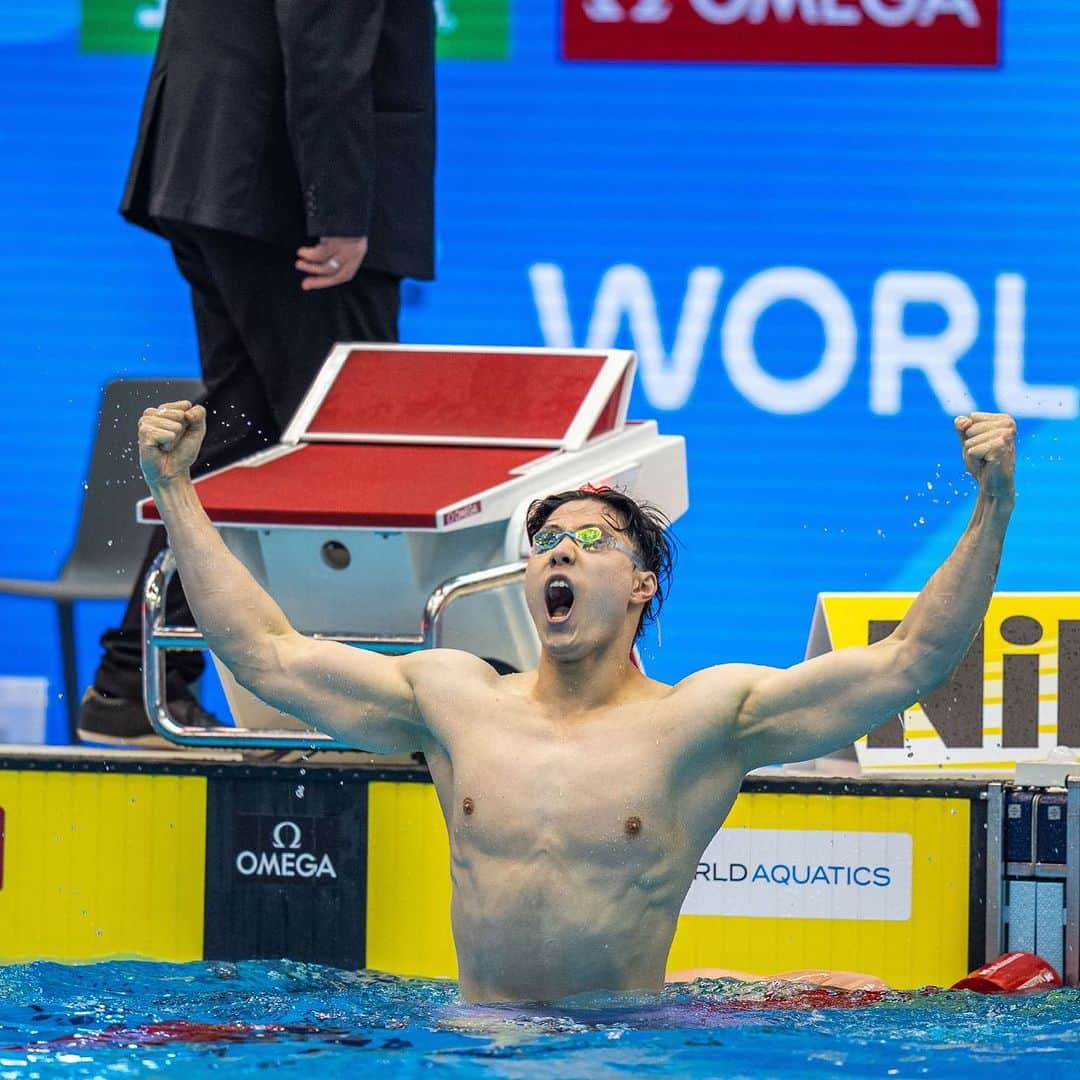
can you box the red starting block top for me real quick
[141,443,550,529]
[139,345,640,530]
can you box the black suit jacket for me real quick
[120,0,435,280]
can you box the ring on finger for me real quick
[328,257,340,271]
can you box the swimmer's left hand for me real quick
[954,412,1016,500]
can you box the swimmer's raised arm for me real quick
[728,412,1017,771]
[138,402,431,751]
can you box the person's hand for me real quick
[295,236,368,290]
[138,401,206,490]
[954,412,1016,499]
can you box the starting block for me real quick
[139,345,688,747]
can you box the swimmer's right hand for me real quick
[138,400,206,489]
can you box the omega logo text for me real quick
[235,819,338,881]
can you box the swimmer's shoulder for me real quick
[665,662,780,716]
[399,648,534,689]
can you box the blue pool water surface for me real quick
[0,961,1077,1078]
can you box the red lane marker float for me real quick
[698,950,1062,1013]
[707,987,888,1013]
[951,951,1062,994]
[15,1020,338,1051]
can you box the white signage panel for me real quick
[683,828,913,921]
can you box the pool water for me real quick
[0,961,1077,1078]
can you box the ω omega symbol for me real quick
[272,820,303,850]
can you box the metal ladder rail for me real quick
[141,547,528,749]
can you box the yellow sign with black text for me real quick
[807,593,1080,772]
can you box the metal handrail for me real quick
[141,548,527,748]
[983,781,1004,964]
[1067,776,1079,986]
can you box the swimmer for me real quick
[136,404,1016,1003]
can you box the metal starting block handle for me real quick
[141,548,527,749]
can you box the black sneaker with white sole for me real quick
[77,686,220,748]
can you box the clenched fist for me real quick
[954,412,1016,499]
[138,400,207,490]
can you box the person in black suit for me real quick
[78,0,435,745]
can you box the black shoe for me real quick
[77,687,219,748]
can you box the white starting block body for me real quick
[139,345,688,730]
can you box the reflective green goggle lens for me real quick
[530,527,647,570]
[531,526,606,553]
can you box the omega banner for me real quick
[562,0,999,66]
[806,593,1080,771]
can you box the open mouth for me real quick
[544,576,575,622]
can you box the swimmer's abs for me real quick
[456,924,670,1003]
[451,886,676,1002]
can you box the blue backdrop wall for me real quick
[0,2,1077,742]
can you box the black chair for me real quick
[0,377,203,742]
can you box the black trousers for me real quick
[94,221,401,701]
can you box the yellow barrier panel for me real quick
[366,781,457,979]
[667,793,970,989]
[0,771,206,962]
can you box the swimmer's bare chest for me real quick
[424,693,738,902]
[452,723,678,871]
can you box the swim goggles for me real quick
[530,526,646,569]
